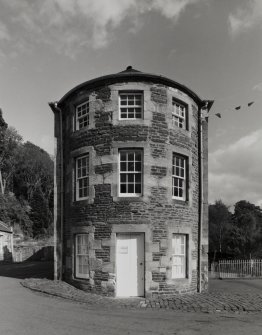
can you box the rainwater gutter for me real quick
[49,101,63,281]
[197,100,213,293]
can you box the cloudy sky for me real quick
[0,0,262,207]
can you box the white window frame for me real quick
[119,92,143,120]
[76,100,89,130]
[76,155,89,201]
[172,154,187,201]
[172,99,186,129]
[172,234,187,279]
[119,149,143,197]
[75,234,89,279]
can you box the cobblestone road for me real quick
[21,278,262,313]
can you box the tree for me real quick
[229,201,262,258]
[14,142,54,202]
[29,187,52,238]
[13,142,54,238]
[0,110,54,239]
[0,193,33,237]
[209,200,232,258]
[13,142,53,202]
[0,125,23,194]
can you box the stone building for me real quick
[0,221,13,262]
[49,66,213,298]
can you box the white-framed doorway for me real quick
[116,233,145,297]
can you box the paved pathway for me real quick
[2,261,262,314]
[2,276,262,335]
[22,278,262,313]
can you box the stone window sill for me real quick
[72,198,94,206]
[166,278,190,285]
[172,199,190,206]
[113,196,144,202]
[74,276,90,281]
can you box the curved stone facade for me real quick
[51,67,211,297]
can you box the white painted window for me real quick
[76,100,89,130]
[172,98,186,129]
[76,155,89,200]
[119,150,142,196]
[172,154,186,200]
[75,234,89,279]
[119,92,143,119]
[172,234,187,279]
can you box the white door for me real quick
[116,233,144,297]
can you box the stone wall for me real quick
[13,240,54,263]
[55,80,208,297]
[0,232,12,262]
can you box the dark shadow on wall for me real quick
[13,245,54,263]
[0,246,54,280]
[0,260,54,279]
[3,246,13,262]
[26,246,54,262]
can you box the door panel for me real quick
[116,233,144,297]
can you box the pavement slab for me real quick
[21,278,262,314]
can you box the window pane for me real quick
[76,155,89,199]
[120,93,142,119]
[120,162,126,171]
[174,177,178,187]
[76,101,89,130]
[119,150,142,195]
[128,184,134,193]
[83,187,88,198]
[120,184,127,193]
[135,184,141,193]
[172,154,186,199]
[135,109,141,118]
[128,152,134,161]
[135,152,141,161]
[135,162,141,171]
[79,189,83,198]
[120,152,126,162]
[128,162,134,171]
[76,234,89,278]
[172,235,186,278]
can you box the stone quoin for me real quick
[49,66,213,298]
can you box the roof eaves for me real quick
[58,71,203,106]
[0,221,12,233]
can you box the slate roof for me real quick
[58,66,203,106]
[0,221,12,233]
